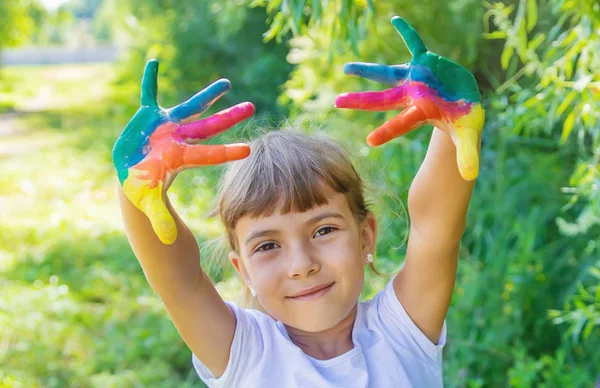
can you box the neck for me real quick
[285,304,358,360]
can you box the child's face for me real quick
[229,188,377,332]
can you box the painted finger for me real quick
[169,78,232,123]
[366,105,428,146]
[177,102,255,141]
[343,62,409,86]
[139,184,178,245]
[391,16,427,57]
[182,143,250,167]
[122,169,177,244]
[141,59,159,107]
[453,104,485,181]
[335,87,410,111]
[455,128,480,181]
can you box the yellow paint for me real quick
[455,104,484,181]
[123,168,177,245]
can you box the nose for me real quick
[287,243,321,278]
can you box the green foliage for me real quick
[0,0,46,50]
[112,0,293,119]
[29,0,113,46]
[0,64,212,387]
[482,4,600,383]
[485,0,600,229]
[251,0,376,52]
[443,123,599,386]
[274,0,483,122]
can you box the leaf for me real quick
[292,0,306,30]
[263,12,284,42]
[518,20,528,62]
[266,0,283,14]
[501,44,514,70]
[582,319,597,340]
[349,7,359,55]
[527,0,537,32]
[249,0,267,7]
[557,91,576,115]
[367,0,375,12]
[548,309,563,318]
[529,33,545,50]
[311,0,321,23]
[523,94,541,108]
[560,109,576,144]
[483,31,508,39]
[339,0,351,39]
[559,29,577,48]
[565,60,573,79]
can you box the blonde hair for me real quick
[213,129,383,311]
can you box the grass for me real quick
[0,64,216,387]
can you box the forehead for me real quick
[235,191,354,236]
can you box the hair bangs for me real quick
[216,129,368,251]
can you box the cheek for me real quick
[247,259,283,288]
[321,231,362,263]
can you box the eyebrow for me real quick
[244,211,346,246]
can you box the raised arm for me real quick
[335,16,484,343]
[399,128,477,342]
[113,59,254,376]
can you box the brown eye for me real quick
[257,242,277,252]
[315,227,336,237]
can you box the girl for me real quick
[113,17,483,387]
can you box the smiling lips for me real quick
[288,282,335,300]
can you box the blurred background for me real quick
[0,0,598,386]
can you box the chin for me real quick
[286,300,359,333]
[264,281,363,331]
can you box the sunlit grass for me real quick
[0,63,211,387]
[0,64,114,112]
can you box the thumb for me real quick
[455,127,480,181]
[139,186,178,245]
[454,104,484,181]
[123,175,178,245]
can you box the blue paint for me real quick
[343,62,409,85]
[113,111,168,184]
[408,65,459,101]
[169,79,232,122]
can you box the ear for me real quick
[229,250,251,287]
[360,212,377,259]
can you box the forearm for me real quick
[118,185,204,296]
[407,127,477,240]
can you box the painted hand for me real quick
[112,59,254,244]
[335,16,485,181]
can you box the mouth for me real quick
[287,282,335,301]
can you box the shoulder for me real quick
[357,275,447,366]
[224,301,283,345]
[192,301,290,386]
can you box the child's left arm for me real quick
[399,126,477,343]
[335,16,484,343]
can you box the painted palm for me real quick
[335,16,485,181]
[112,60,254,244]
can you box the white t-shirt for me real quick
[193,275,447,387]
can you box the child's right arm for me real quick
[118,186,236,377]
[112,59,255,377]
